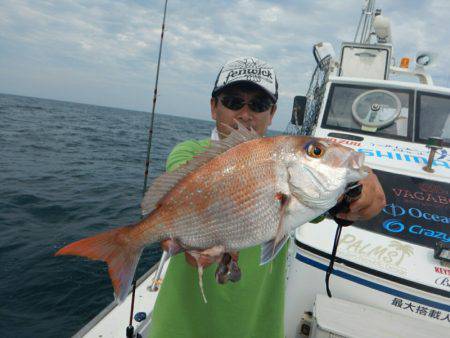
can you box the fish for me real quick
[56,124,367,303]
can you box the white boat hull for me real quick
[285,239,450,337]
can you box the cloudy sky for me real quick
[1,0,449,130]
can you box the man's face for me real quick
[210,86,276,138]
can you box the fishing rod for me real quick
[142,0,169,196]
[126,1,169,337]
[126,280,138,338]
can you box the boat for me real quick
[73,1,449,337]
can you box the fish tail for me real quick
[55,224,143,303]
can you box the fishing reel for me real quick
[327,182,363,225]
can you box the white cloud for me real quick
[0,0,449,130]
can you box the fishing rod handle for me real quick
[329,183,363,227]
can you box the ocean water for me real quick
[0,93,216,337]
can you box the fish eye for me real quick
[306,143,325,158]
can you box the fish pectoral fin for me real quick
[260,192,290,266]
[274,192,290,243]
[260,235,289,265]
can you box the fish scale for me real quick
[156,156,276,249]
[163,165,280,249]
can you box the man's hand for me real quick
[337,168,386,221]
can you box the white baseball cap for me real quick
[212,56,278,102]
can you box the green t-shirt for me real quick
[148,139,288,338]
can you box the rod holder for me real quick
[423,137,443,173]
[149,250,169,291]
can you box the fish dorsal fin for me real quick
[141,122,260,215]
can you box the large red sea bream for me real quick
[56,125,367,302]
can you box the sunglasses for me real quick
[220,95,273,113]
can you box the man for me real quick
[149,57,385,338]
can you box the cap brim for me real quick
[212,80,277,103]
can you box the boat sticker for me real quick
[435,266,450,276]
[436,148,448,161]
[357,148,449,169]
[327,137,362,147]
[365,142,447,160]
[326,138,448,165]
[390,297,450,324]
[337,234,413,276]
[353,170,450,249]
[435,277,450,289]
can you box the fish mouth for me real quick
[345,153,367,182]
[360,165,369,177]
[348,152,365,170]
[354,165,369,181]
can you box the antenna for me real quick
[354,0,375,43]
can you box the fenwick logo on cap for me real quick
[222,58,274,85]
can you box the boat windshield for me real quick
[417,92,450,147]
[322,84,413,140]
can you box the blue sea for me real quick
[0,93,216,337]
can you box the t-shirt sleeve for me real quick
[165,139,210,173]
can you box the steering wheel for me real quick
[352,90,401,131]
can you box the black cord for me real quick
[325,183,362,298]
[326,223,343,297]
